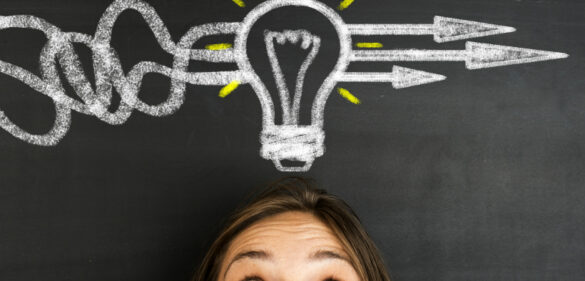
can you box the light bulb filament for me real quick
[264,30,321,125]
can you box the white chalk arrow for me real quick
[338,66,447,89]
[347,16,516,43]
[350,42,568,69]
[465,42,569,69]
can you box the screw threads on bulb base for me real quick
[260,125,325,172]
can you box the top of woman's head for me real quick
[194,177,391,281]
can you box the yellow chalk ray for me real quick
[337,88,361,105]
[338,0,355,11]
[356,42,383,48]
[232,0,246,8]
[205,43,233,50]
[219,81,241,98]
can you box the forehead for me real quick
[222,211,348,260]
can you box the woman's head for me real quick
[194,177,391,281]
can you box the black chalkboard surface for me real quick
[0,0,582,280]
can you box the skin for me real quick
[218,211,361,281]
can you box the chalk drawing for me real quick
[264,29,321,125]
[347,16,518,43]
[233,0,246,8]
[206,43,233,50]
[356,42,383,48]
[338,0,355,11]
[0,0,568,172]
[337,88,361,105]
[338,66,447,89]
[350,42,569,69]
[0,0,242,147]
[219,81,241,98]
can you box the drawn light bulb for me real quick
[234,0,351,172]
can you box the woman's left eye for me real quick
[323,277,339,281]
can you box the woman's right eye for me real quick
[241,275,263,281]
[239,275,342,281]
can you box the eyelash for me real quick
[240,275,340,281]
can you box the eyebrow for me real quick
[223,249,351,280]
[309,249,350,262]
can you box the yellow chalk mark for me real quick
[232,0,246,8]
[219,81,240,98]
[338,0,355,10]
[337,88,361,105]
[205,43,233,50]
[356,42,383,48]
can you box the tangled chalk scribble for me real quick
[0,0,243,146]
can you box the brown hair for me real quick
[193,177,392,281]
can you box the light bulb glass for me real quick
[234,0,351,172]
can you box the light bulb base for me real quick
[260,125,325,172]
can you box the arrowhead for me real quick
[392,66,446,89]
[434,16,516,43]
[465,42,569,69]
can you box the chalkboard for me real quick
[0,0,583,280]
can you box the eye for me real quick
[240,275,263,281]
[324,276,340,281]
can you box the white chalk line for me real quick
[0,0,243,146]
[347,16,517,43]
[350,42,568,69]
[264,30,321,125]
